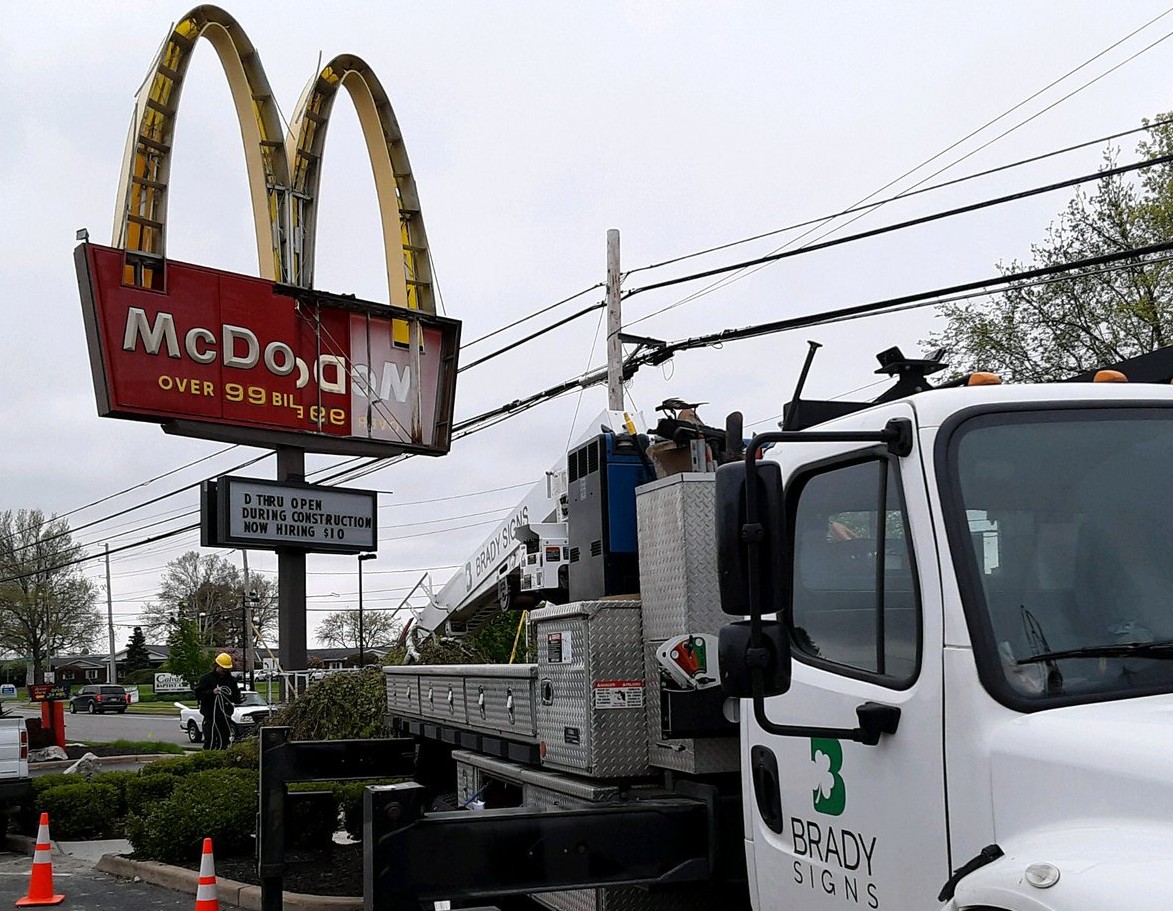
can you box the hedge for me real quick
[37,782,120,839]
[126,768,259,863]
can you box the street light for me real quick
[242,589,260,689]
[357,553,378,667]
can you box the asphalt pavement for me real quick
[0,847,242,909]
[6,704,189,747]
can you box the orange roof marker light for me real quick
[967,372,1002,386]
[1093,370,1129,383]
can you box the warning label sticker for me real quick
[592,680,645,710]
[545,631,573,664]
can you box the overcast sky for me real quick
[4,1,1173,652]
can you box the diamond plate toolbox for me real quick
[636,473,739,773]
[531,600,649,778]
[386,664,538,740]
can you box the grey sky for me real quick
[3,2,1172,647]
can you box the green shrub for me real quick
[88,771,137,815]
[268,668,388,740]
[17,775,71,834]
[38,782,119,839]
[124,773,178,815]
[127,768,258,863]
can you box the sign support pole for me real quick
[105,544,117,684]
[276,447,307,689]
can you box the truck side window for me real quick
[791,458,919,685]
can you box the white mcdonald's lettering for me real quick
[352,363,412,404]
[120,307,417,402]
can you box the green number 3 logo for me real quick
[811,738,846,816]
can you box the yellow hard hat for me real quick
[214,652,233,669]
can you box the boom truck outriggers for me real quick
[258,345,1173,911]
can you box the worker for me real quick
[193,652,242,750]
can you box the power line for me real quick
[461,284,605,350]
[625,118,1173,278]
[621,151,1173,301]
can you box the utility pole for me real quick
[358,553,378,666]
[105,544,116,684]
[606,228,623,411]
[242,550,254,690]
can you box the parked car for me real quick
[69,685,130,714]
[175,690,277,743]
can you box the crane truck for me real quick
[258,344,1173,911]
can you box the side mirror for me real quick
[718,620,791,698]
[715,460,786,617]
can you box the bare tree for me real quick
[317,609,400,654]
[138,551,276,647]
[0,510,99,683]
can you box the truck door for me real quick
[745,416,949,911]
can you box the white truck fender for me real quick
[952,825,1173,911]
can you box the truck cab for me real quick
[731,382,1173,910]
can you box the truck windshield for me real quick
[946,407,1173,706]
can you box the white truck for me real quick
[0,714,30,810]
[263,347,1173,911]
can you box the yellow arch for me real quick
[113,6,434,317]
[114,5,290,287]
[285,54,434,315]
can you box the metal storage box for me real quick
[530,600,649,778]
[465,664,538,740]
[386,664,538,741]
[636,473,739,774]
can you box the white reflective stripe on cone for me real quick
[196,881,218,901]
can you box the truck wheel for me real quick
[187,720,202,743]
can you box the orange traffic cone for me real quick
[15,812,64,906]
[194,837,219,911]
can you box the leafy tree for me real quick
[926,115,1173,381]
[165,619,210,688]
[125,626,151,673]
[138,552,276,647]
[317,609,400,655]
[0,510,99,683]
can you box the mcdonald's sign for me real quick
[75,5,460,457]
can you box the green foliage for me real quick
[384,611,526,666]
[38,782,120,839]
[268,668,388,740]
[125,626,151,673]
[126,768,258,863]
[124,773,178,815]
[165,619,210,689]
[122,668,159,686]
[88,739,183,754]
[927,114,1173,381]
[139,742,256,779]
[87,770,138,815]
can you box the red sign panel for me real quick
[75,244,460,457]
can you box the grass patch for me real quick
[76,739,184,755]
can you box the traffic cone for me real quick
[15,812,64,906]
[194,837,219,911]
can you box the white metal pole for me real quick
[606,229,623,411]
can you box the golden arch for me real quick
[114,5,433,316]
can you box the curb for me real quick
[95,853,362,911]
[3,833,34,855]
[30,753,179,773]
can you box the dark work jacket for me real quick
[193,669,242,719]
